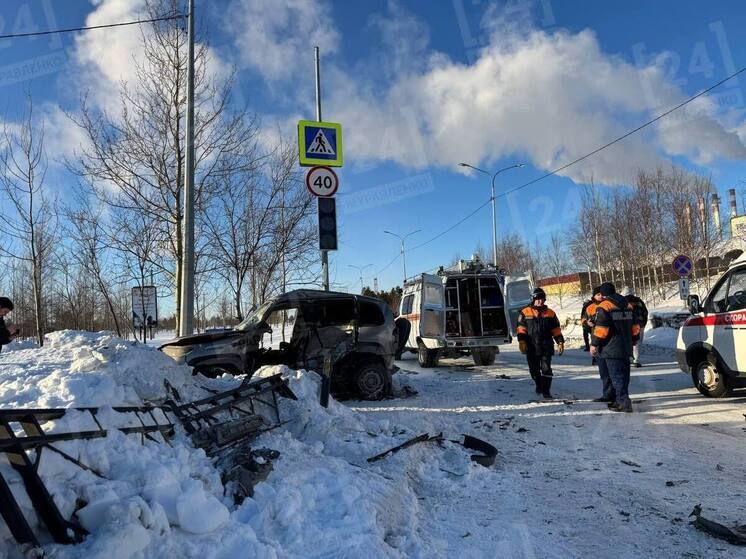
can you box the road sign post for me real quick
[298,120,343,167]
[306,166,339,197]
[678,277,690,300]
[672,254,693,277]
[132,286,158,343]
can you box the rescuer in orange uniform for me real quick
[517,288,565,399]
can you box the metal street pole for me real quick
[315,46,330,292]
[457,162,525,268]
[179,0,195,336]
[349,264,372,293]
[384,229,421,285]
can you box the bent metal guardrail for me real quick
[0,373,295,549]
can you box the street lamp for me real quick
[384,229,421,285]
[348,264,373,293]
[458,162,525,268]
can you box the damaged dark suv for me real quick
[160,289,409,400]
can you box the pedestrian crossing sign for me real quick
[298,120,343,167]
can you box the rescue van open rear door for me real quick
[503,275,533,338]
[420,273,445,340]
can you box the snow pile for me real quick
[0,330,192,408]
[0,338,38,353]
[0,332,482,557]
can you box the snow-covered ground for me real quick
[2,329,745,558]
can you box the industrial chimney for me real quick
[712,193,722,240]
[685,202,693,239]
[697,195,706,228]
[729,188,738,218]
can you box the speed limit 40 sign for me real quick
[305,166,339,197]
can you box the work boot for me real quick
[541,377,553,399]
[532,375,542,394]
[634,362,642,368]
[607,402,623,412]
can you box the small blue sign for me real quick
[672,254,693,276]
[297,120,343,167]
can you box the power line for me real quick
[497,64,746,199]
[374,65,746,280]
[0,13,185,41]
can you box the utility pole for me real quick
[457,162,525,268]
[178,0,196,336]
[384,229,421,285]
[314,46,330,291]
[349,264,372,294]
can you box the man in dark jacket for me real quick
[517,288,565,399]
[590,283,640,412]
[581,286,603,353]
[621,287,648,367]
[0,297,18,352]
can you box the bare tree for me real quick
[68,0,258,332]
[0,94,55,345]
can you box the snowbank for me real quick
[0,332,482,558]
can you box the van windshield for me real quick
[235,300,274,331]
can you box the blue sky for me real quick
[2,0,746,295]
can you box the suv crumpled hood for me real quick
[159,330,244,348]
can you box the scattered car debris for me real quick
[367,433,444,463]
[366,433,497,468]
[689,504,746,545]
[219,446,281,504]
[0,373,296,547]
[716,464,725,471]
[621,459,641,468]
[666,480,690,487]
[457,435,498,467]
[496,374,511,379]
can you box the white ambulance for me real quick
[677,255,746,397]
[398,256,532,367]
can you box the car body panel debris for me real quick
[690,504,746,545]
[367,432,497,467]
[367,432,444,463]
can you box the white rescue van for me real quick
[399,257,532,367]
[677,255,746,397]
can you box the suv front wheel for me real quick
[692,357,731,398]
[354,361,391,400]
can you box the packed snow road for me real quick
[2,332,746,558]
[352,342,746,558]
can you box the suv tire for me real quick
[472,347,496,366]
[692,356,731,398]
[418,343,439,368]
[354,361,391,400]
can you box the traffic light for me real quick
[318,197,337,251]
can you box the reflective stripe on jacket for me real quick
[517,305,564,355]
[591,294,640,359]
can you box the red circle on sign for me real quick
[306,166,339,197]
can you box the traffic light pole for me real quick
[315,46,330,292]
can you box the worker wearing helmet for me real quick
[516,287,565,399]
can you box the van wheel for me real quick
[418,343,439,368]
[354,361,390,400]
[692,357,731,398]
[472,348,496,366]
